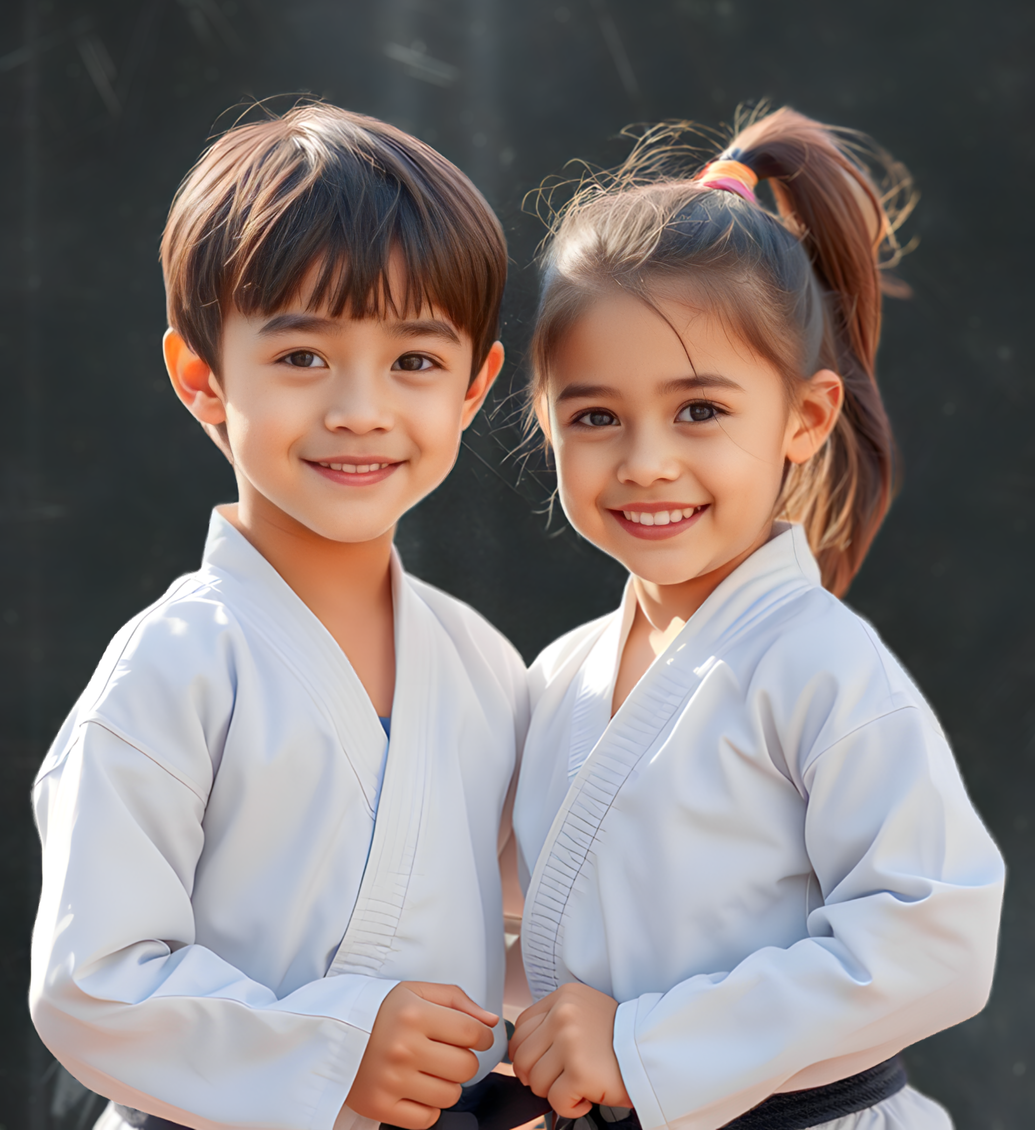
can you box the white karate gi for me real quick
[513,524,1004,1130]
[31,510,527,1130]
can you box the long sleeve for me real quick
[31,722,396,1130]
[612,704,1004,1130]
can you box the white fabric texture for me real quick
[32,510,528,1130]
[514,523,1003,1130]
[807,1085,952,1130]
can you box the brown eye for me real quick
[283,351,325,368]
[577,409,618,427]
[677,402,719,423]
[394,353,432,372]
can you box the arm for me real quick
[514,706,1003,1130]
[31,724,492,1130]
[611,705,1004,1130]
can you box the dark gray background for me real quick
[1,1,1032,1127]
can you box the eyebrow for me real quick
[257,312,461,346]
[556,373,744,401]
[258,313,340,337]
[386,318,461,345]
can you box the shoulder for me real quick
[734,585,945,775]
[751,586,926,704]
[97,569,247,692]
[37,570,246,787]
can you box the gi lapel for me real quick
[202,516,435,977]
[522,632,715,999]
[325,555,434,978]
[565,603,628,782]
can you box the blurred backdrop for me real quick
[1,0,1032,1127]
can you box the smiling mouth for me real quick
[610,504,709,539]
[619,505,707,527]
[306,459,400,486]
[314,460,394,474]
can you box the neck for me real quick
[632,522,773,637]
[220,495,394,625]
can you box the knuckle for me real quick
[553,1003,580,1028]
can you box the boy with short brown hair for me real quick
[30,104,535,1130]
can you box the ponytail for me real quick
[730,108,915,593]
[531,106,916,594]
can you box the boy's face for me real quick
[166,261,502,545]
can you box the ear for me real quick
[786,369,844,465]
[164,329,235,458]
[533,390,553,446]
[460,340,506,430]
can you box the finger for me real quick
[381,1098,443,1130]
[514,996,553,1029]
[405,1073,464,1111]
[422,1004,496,1053]
[412,1041,481,1086]
[549,1086,593,1120]
[409,982,499,1028]
[510,1016,557,1087]
[508,1010,547,1060]
[525,1044,566,1102]
[547,1066,597,1120]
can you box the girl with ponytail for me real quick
[508,108,1003,1130]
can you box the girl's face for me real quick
[539,290,841,589]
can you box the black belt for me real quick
[552,1056,908,1130]
[114,1055,904,1130]
[114,1070,552,1130]
[113,1107,188,1130]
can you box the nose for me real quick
[617,422,682,487]
[323,370,392,435]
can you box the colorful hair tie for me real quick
[695,159,759,203]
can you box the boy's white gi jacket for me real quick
[514,523,1004,1130]
[31,510,527,1130]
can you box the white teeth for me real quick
[319,461,393,473]
[621,505,704,525]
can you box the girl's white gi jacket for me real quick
[31,510,527,1130]
[514,523,1004,1130]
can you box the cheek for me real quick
[225,399,293,460]
[407,391,465,464]
[554,441,607,522]
[710,439,787,521]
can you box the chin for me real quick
[298,514,397,543]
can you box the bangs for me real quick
[162,105,506,377]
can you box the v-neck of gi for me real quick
[523,522,822,997]
[198,509,395,816]
[565,521,819,782]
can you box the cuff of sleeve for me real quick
[311,979,399,1130]
[613,996,665,1130]
[345,976,399,1035]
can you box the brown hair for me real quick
[530,106,916,595]
[161,102,507,379]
